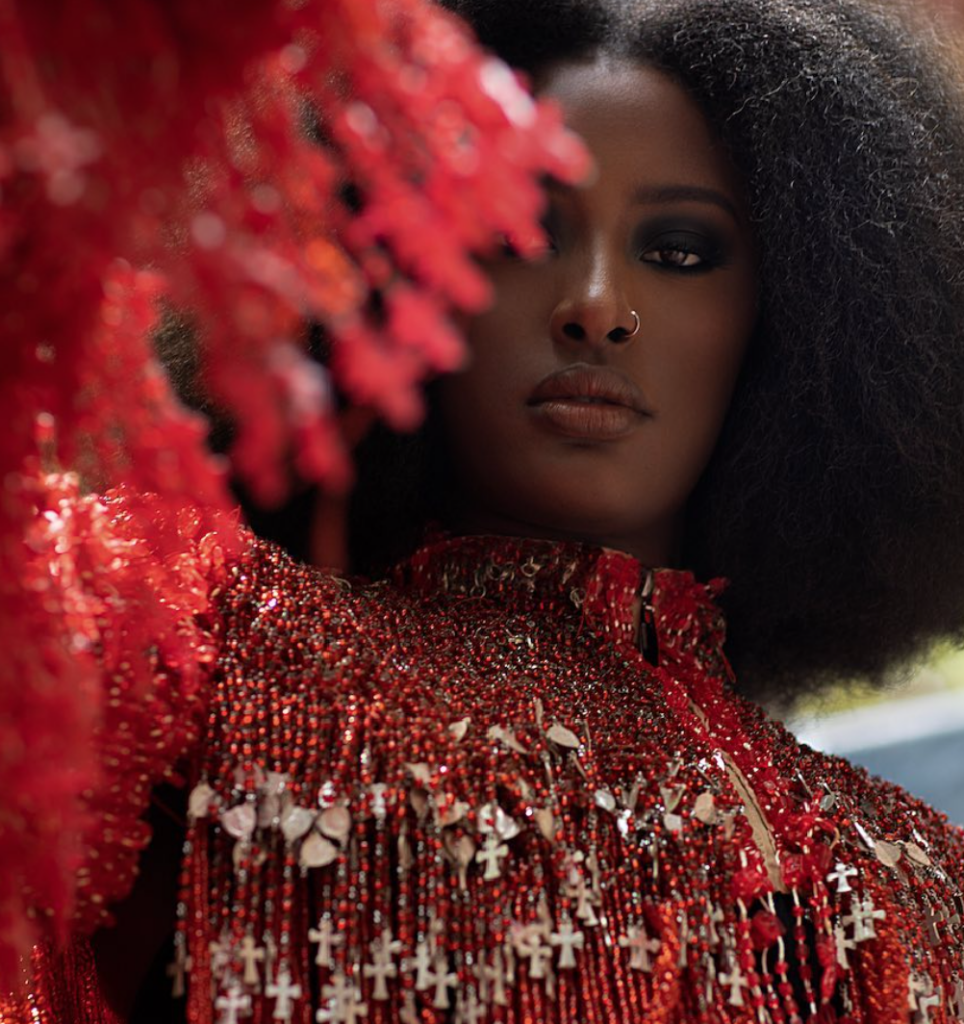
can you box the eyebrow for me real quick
[544,178,741,223]
[631,184,740,222]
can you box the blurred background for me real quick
[771,0,963,829]
[781,650,964,825]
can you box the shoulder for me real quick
[759,704,964,890]
[820,747,964,884]
[216,536,411,675]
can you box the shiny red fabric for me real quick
[7,524,962,1019]
[5,527,964,1023]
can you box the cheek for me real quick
[681,275,754,387]
[435,332,520,456]
[668,328,747,410]
[443,287,545,415]
[648,285,755,453]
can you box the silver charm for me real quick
[317,974,369,1024]
[166,942,192,999]
[405,940,435,992]
[826,861,859,894]
[362,928,402,1001]
[216,983,252,1024]
[300,831,339,869]
[677,912,690,968]
[426,955,458,1010]
[874,840,903,868]
[549,919,585,969]
[474,947,508,1007]
[266,967,303,1022]
[511,922,553,980]
[309,917,345,969]
[454,987,486,1024]
[834,922,856,970]
[949,977,964,1022]
[924,904,947,947]
[844,896,886,943]
[477,801,520,839]
[706,903,726,949]
[909,973,942,1024]
[476,832,509,881]
[221,803,257,841]
[208,933,232,994]
[618,922,661,972]
[318,805,352,843]
[279,804,316,842]
[399,991,420,1024]
[188,781,217,820]
[719,961,750,1008]
[239,934,266,987]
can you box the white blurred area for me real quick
[785,663,964,825]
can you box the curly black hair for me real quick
[343,0,964,700]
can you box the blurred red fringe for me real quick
[0,0,589,985]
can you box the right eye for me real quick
[498,213,559,261]
[636,229,725,274]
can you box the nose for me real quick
[549,245,638,346]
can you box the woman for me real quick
[11,0,964,1021]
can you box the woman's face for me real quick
[437,56,758,565]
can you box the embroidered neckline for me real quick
[391,532,728,671]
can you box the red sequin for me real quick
[5,530,964,1023]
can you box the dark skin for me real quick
[441,56,757,566]
[93,55,758,1018]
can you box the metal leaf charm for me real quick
[488,725,528,754]
[439,800,471,828]
[547,724,580,749]
[693,792,718,825]
[369,783,389,821]
[188,782,216,821]
[319,806,352,842]
[660,785,684,813]
[594,789,617,812]
[221,804,256,840]
[449,718,471,742]
[624,782,641,813]
[409,788,429,819]
[534,698,546,729]
[444,832,477,869]
[300,832,339,869]
[398,825,415,871]
[904,842,932,867]
[479,801,521,840]
[258,771,288,826]
[663,812,683,833]
[534,807,556,840]
[280,805,316,843]
[853,820,877,851]
[874,840,902,868]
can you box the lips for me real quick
[528,364,648,412]
[527,364,649,441]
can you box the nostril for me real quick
[562,322,586,341]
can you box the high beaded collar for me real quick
[391,532,729,674]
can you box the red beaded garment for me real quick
[6,527,964,1024]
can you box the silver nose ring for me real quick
[612,310,640,342]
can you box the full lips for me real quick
[529,398,643,440]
